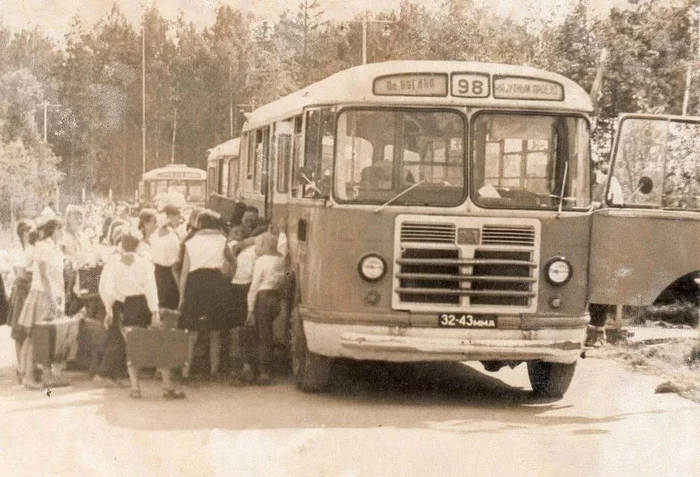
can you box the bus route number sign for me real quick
[451,73,490,98]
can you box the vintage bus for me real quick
[590,114,700,323]
[218,61,595,397]
[139,164,207,208]
[206,137,241,198]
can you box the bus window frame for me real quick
[246,131,255,182]
[332,105,469,208]
[275,118,294,194]
[605,115,700,211]
[290,115,304,198]
[302,106,336,199]
[469,109,593,212]
[228,157,239,199]
[207,166,217,195]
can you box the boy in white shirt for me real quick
[245,232,285,385]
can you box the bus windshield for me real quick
[147,180,206,203]
[335,109,466,207]
[610,117,700,210]
[472,113,590,210]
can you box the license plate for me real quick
[438,313,497,328]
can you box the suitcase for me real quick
[125,327,190,369]
[33,316,82,366]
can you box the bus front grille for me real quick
[394,217,540,313]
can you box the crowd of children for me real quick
[1,201,288,400]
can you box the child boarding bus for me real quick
[226,61,593,397]
[139,164,207,209]
[590,114,700,325]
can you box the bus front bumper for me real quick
[303,321,586,365]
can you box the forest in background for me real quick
[0,0,699,215]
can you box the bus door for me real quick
[589,114,700,306]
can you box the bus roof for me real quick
[207,137,240,164]
[242,61,593,131]
[142,164,206,181]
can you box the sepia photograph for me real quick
[0,0,699,475]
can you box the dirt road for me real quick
[0,331,698,477]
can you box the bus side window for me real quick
[291,116,303,197]
[253,128,267,194]
[246,131,255,184]
[228,158,239,198]
[207,166,217,196]
[276,119,293,194]
[303,108,335,198]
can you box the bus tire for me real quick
[291,307,331,393]
[527,360,576,398]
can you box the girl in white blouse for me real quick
[147,205,181,310]
[17,217,65,389]
[99,229,185,399]
[179,209,233,380]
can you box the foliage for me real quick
[1,0,700,203]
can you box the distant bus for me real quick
[139,164,207,208]
[209,60,594,398]
[206,137,240,198]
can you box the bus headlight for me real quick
[545,257,572,285]
[358,254,387,282]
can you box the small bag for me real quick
[76,265,103,297]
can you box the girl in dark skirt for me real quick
[7,220,36,380]
[99,229,185,399]
[178,209,232,379]
[139,208,179,309]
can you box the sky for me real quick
[0,0,634,43]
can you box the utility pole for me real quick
[38,100,59,142]
[341,13,394,66]
[229,65,234,138]
[362,13,368,65]
[171,110,177,164]
[43,100,48,142]
[142,10,147,176]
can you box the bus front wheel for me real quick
[527,360,576,398]
[291,307,331,392]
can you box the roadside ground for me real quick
[588,324,700,403]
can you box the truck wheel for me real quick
[527,360,576,398]
[291,306,331,392]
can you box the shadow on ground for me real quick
[2,360,681,433]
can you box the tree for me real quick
[0,69,63,221]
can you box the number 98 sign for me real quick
[451,73,490,98]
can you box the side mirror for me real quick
[296,167,314,183]
[638,176,653,194]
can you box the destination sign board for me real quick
[373,74,448,97]
[493,76,564,101]
[154,171,204,180]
